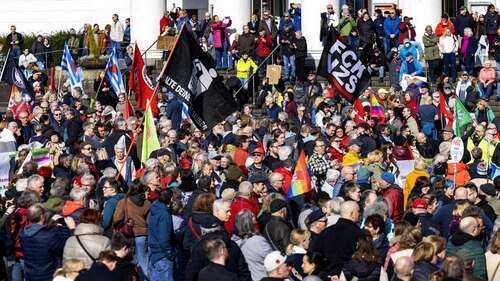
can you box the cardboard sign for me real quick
[449,137,464,163]
[266,64,282,85]
[157,36,176,50]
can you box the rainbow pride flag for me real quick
[287,150,311,198]
[370,94,385,118]
[32,148,52,167]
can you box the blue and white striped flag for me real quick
[61,43,83,89]
[105,47,126,94]
[491,163,500,180]
[181,99,189,122]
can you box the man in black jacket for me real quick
[263,199,292,254]
[320,4,339,44]
[312,201,363,276]
[455,6,475,37]
[198,238,238,281]
[75,251,121,281]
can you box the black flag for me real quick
[317,28,370,104]
[161,24,238,131]
[1,56,32,94]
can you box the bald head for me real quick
[340,201,360,222]
[454,187,468,200]
[394,256,414,279]
[459,216,478,236]
[238,181,252,197]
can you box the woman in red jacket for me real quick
[256,29,273,75]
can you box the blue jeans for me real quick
[422,121,437,140]
[369,65,384,78]
[239,78,249,90]
[10,48,21,58]
[442,53,456,81]
[11,259,24,281]
[480,82,494,99]
[384,37,398,56]
[135,236,149,281]
[282,54,296,80]
[112,41,122,58]
[149,258,174,281]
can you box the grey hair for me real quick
[27,203,46,223]
[76,163,90,176]
[364,200,389,219]
[16,178,28,192]
[27,175,44,190]
[102,167,117,178]
[144,158,160,170]
[50,178,69,197]
[233,209,256,238]
[81,173,95,186]
[32,106,43,116]
[213,199,228,214]
[126,116,138,128]
[303,276,323,281]
[114,118,127,129]
[345,120,356,128]
[238,181,252,196]
[17,191,40,208]
[141,171,158,186]
[330,197,345,215]
[69,187,87,201]
[340,201,359,217]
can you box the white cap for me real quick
[264,251,286,272]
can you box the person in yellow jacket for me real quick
[403,158,429,208]
[477,124,499,165]
[236,51,258,90]
[342,140,363,167]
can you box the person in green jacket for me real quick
[338,7,357,49]
[446,216,487,280]
[422,25,441,83]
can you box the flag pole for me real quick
[56,67,63,98]
[115,135,136,181]
[0,48,11,81]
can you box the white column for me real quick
[208,0,252,38]
[131,0,164,60]
[301,0,339,62]
[399,0,442,45]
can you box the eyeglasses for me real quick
[54,113,61,116]
[252,153,263,157]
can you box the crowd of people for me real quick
[0,2,500,281]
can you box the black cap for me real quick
[356,122,369,130]
[306,210,326,226]
[270,199,287,213]
[480,183,497,197]
[151,148,172,159]
[348,139,363,147]
[198,215,222,229]
[249,174,267,183]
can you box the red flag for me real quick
[353,98,366,124]
[49,67,56,94]
[439,93,453,128]
[129,43,157,114]
[124,93,135,119]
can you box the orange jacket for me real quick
[479,67,496,83]
[447,163,471,186]
[403,169,430,208]
[435,20,455,37]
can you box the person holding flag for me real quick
[61,43,83,90]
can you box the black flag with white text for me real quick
[317,28,370,104]
[161,24,237,131]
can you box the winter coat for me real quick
[236,58,258,79]
[339,16,356,37]
[446,231,486,280]
[403,169,430,208]
[397,22,416,44]
[479,67,496,83]
[263,216,292,254]
[31,41,45,62]
[62,201,85,225]
[20,223,72,281]
[415,213,441,236]
[295,36,307,58]
[382,186,404,221]
[312,218,364,276]
[237,33,256,54]
[341,260,386,281]
[74,262,120,281]
[113,196,151,237]
[399,59,424,81]
[485,11,499,35]
[211,20,231,49]
[63,223,111,269]
[459,35,478,65]
[358,19,376,44]
[102,193,125,234]
[198,262,239,281]
[232,234,273,281]
[256,34,273,58]
[422,33,441,61]
[279,30,296,56]
[147,200,175,265]
[384,17,400,38]
[485,250,500,281]
[185,231,251,281]
[225,196,259,234]
[320,12,339,40]
[446,162,471,186]
[412,261,439,281]
[455,14,475,37]
[44,196,65,214]
[182,212,218,252]
[435,20,455,37]
[259,18,279,39]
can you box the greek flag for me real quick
[105,47,126,94]
[61,43,83,89]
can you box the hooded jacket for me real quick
[412,261,439,281]
[102,193,125,233]
[342,260,384,281]
[63,223,111,269]
[113,195,150,236]
[20,223,72,281]
[446,230,486,280]
[62,201,85,224]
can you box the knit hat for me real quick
[264,251,287,272]
[270,199,287,213]
[226,165,243,181]
[476,162,488,176]
[380,172,395,185]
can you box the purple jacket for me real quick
[211,20,232,48]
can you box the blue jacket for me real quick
[384,16,400,37]
[166,97,183,130]
[399,44,418,61]
[20,223,72,281]
[102,193,126,232]
[399,59,423,81]
[148,200,175,265]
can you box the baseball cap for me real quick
[380,172,395,185]
[306,210,326,226]
[412,198,428,209]
[264,251,287,272]
[270,199,287,213]
[249,146,265,155]
[249,174,267,183]
[208,151,222,160]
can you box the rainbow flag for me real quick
[32,148,52,167]
[370,94,385,118]
[287,150,311,198]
